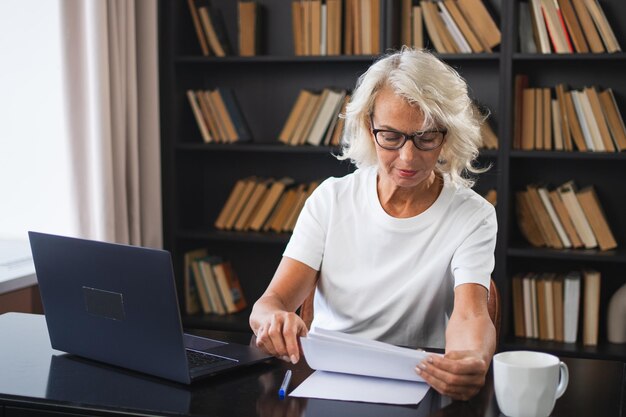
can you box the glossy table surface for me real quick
[1,313,624,417]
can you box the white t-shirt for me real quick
[283,166,497,349]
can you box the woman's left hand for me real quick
[416,350,489,401]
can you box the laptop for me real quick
[28,231,272,384]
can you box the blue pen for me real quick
[278,370,293,398]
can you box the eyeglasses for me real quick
[370,115,447,151]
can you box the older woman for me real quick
[249,48,497,401]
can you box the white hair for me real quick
[336,48,488,188]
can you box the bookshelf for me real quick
[159,0,626,359]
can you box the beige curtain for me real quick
[59,0,162,248]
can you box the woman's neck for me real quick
[377,171,443,218]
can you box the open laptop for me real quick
[28,231,271,384]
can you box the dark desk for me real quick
[1,313,624,417]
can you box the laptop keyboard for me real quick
[186,349,232,370]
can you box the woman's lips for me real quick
[398,169,417,177]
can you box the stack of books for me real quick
[187,0,231,57]
[519,0,621,54]
[511,270,601,345]
[513,76,626,152]
[279,88,349,147]
[420,0,501,53]
[291,0,344,55]
[187,88,252,143]
[183,249,247,316]
[215,177,320,233]
[516,181,617,251]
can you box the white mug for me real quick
[493,351,569,417]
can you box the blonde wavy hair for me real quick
[336,48,488,187]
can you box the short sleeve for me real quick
[282,182,330,271]
[450,205,497,290]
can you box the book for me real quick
[533,275,550,340]
[570,0,605,53]
[516,191,546,247]
[548,189,584,248]
[537,186,570,248]
[582,269,601,345]
[519,3,538,53]
[542,87,552,150]
[598,88,626,152]
[306,89,346,146]
[535,87,543,149]
[279,90,314,144]
[268,186,300,232]
[540,0,573,53]
[530,276,539,338]
[412,5,423,49]
[552,99,563,150]
[238,1,261,56]
[543,273,556,340]
[290,92,322,145]
[557,0,589,53]
[420,1,448,53]
[218,88,253,142]
[234,179,271,230]
[210,89,239,142]
[212,261,247,314]
[456,0,500,50]
[183,248,209,315]
[248,177,295,231]
[223,177,258,230]
[190,252,212,314]
[563,90,589,151]
[186,90,212,143]
[512,273,526,337]
[563,271,581,343]
[583,0,621,53]
[187,0,210,56]
[513,74,529,149]
[526,185,563,248]
[575,89,604,151]
[576,186,617,251]
[521,88,536,150]
[557,181,597,248]
[553,274,565,342]
[198,258,227,315]
[215,178,250,230]
[292,1,304,56]
[445,0,483,53]
[198,6,227,57]
[529,0,552,53]
[555,84,573,151]
[438,1,472,53]
[584,87,615,152]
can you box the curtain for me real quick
[59,0,162,247]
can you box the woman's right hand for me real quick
[255,311,308,364]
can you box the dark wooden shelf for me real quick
[507,246,626,263]
[178,230,290,245]
[501,339,626,362]
[513,52,626,61]
[510,150,626,160]
[176,142,340,154]
[175,53,500,64]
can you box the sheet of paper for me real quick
[290,370,430,405]
[300,334,431,382]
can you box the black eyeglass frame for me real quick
[370,115,447,151]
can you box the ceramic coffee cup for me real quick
[493,351,568,417]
